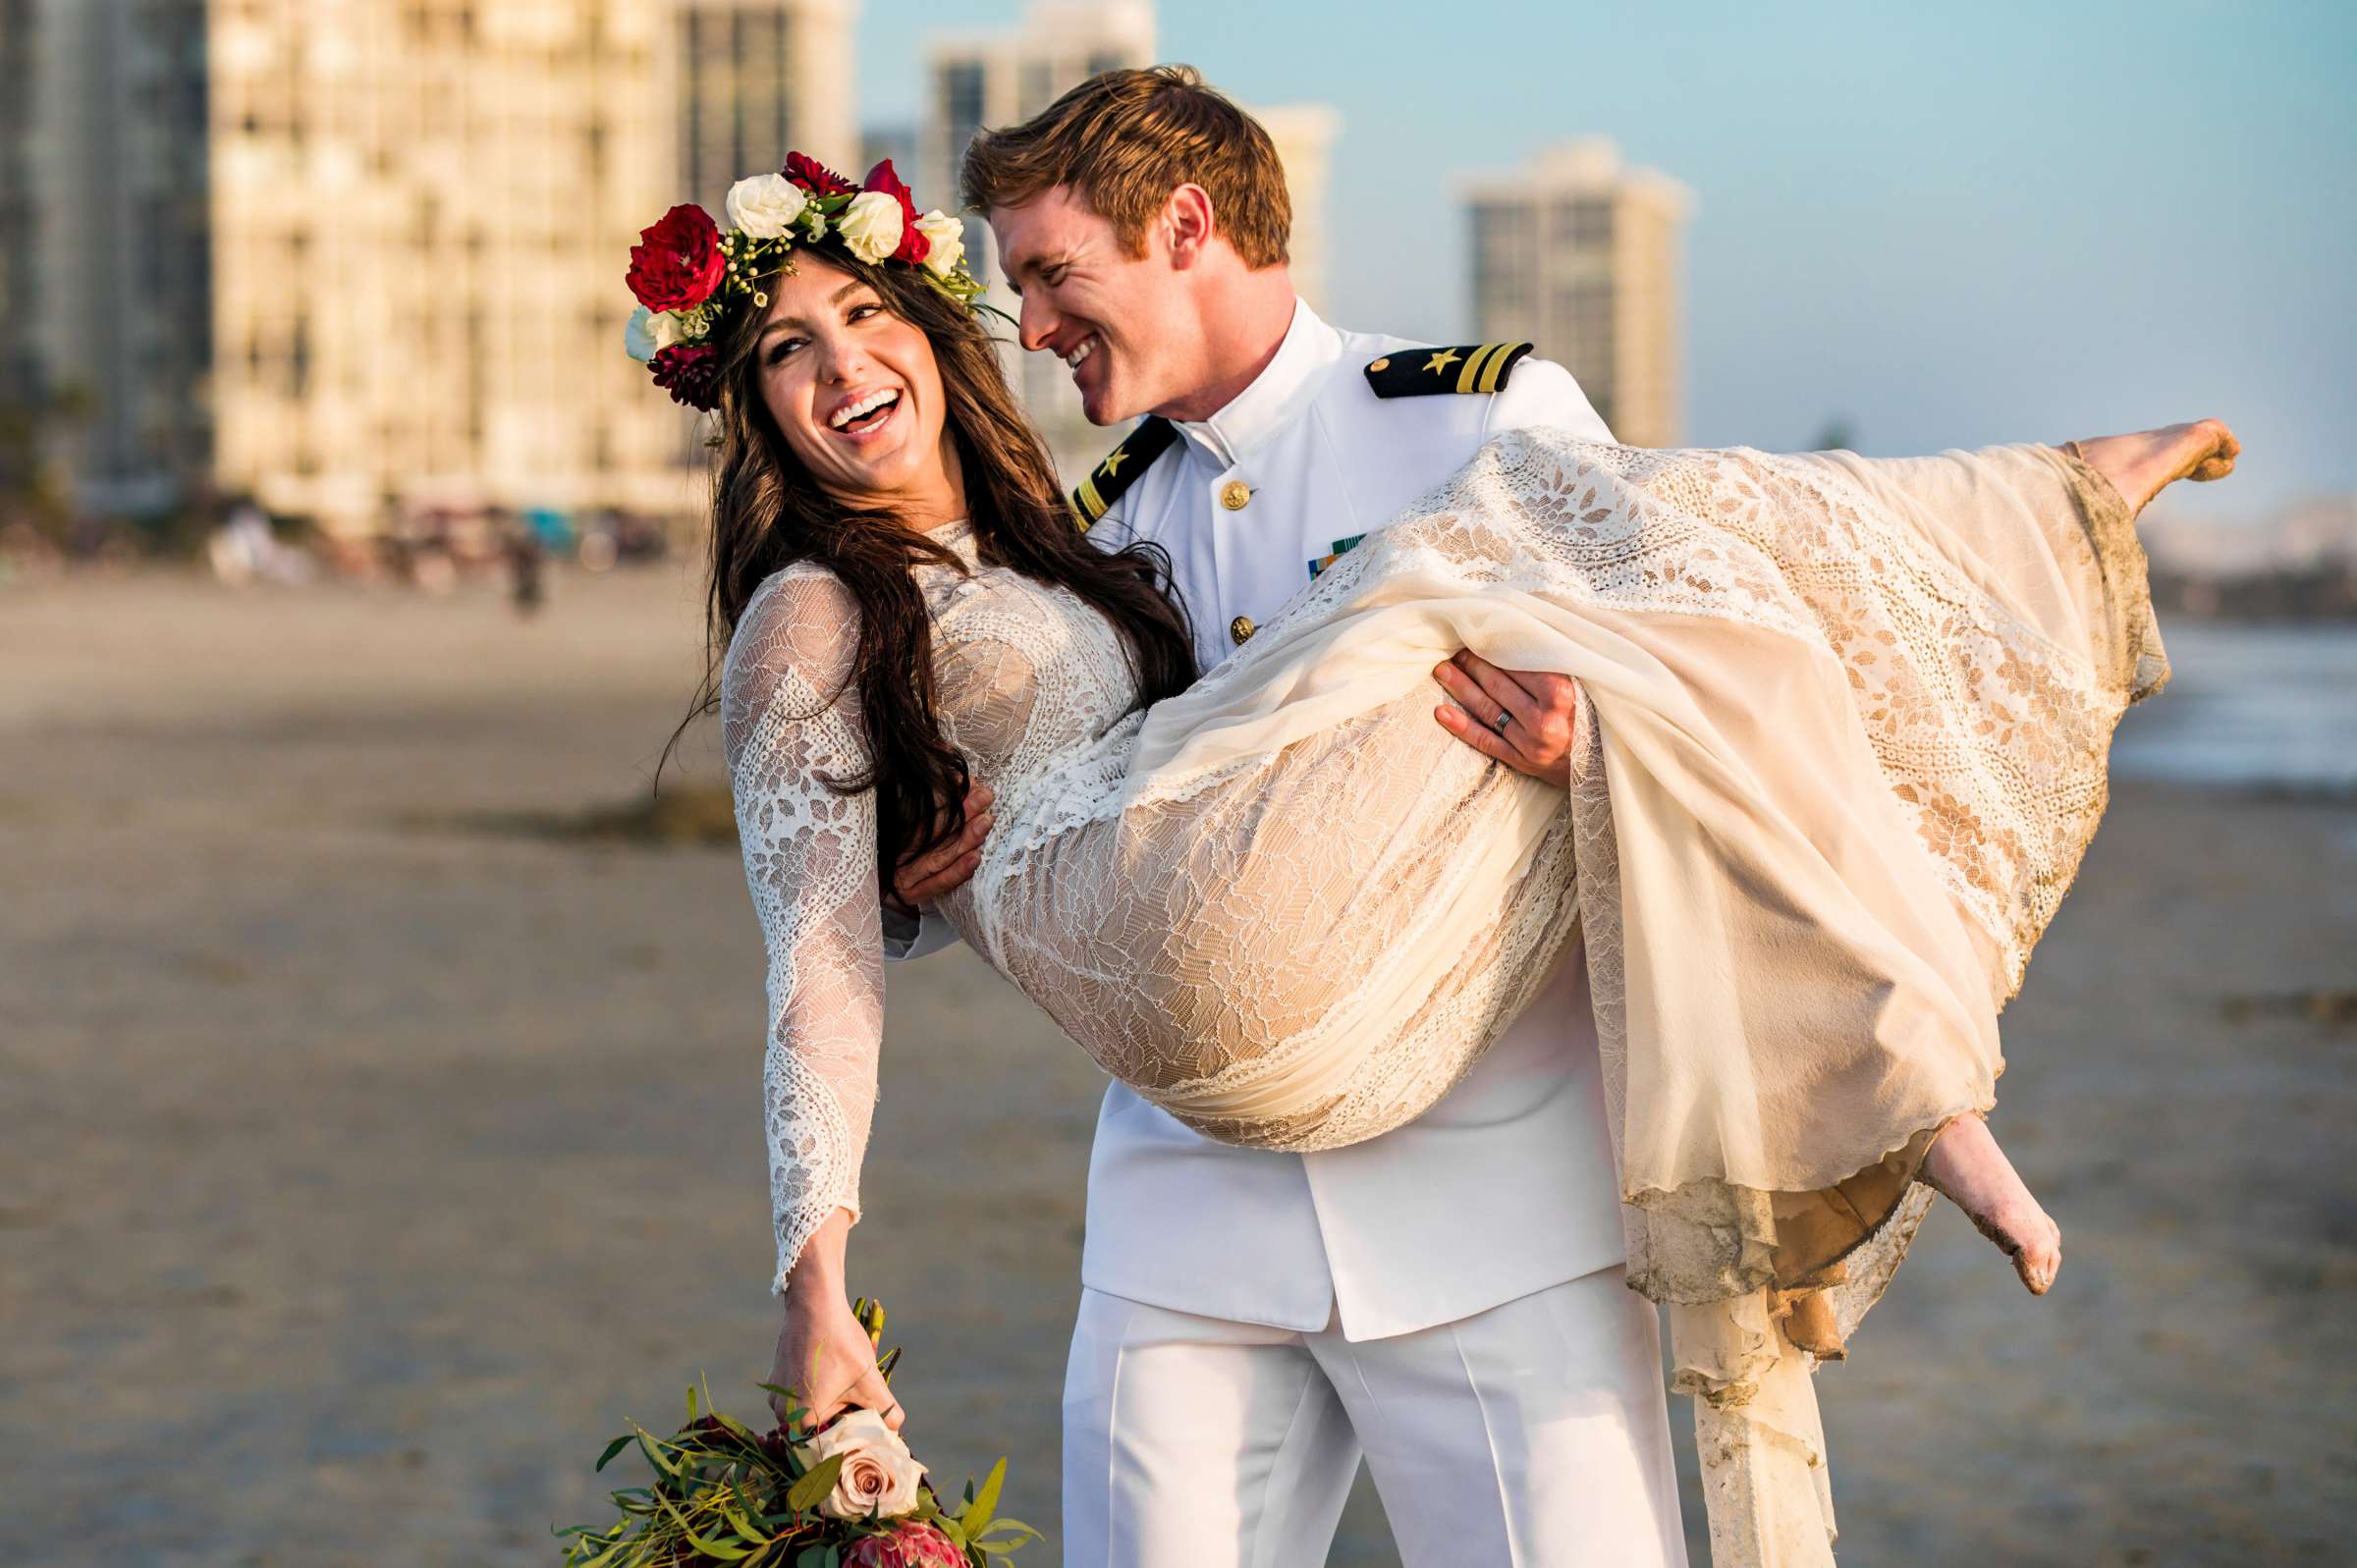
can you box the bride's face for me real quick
[753,256,957,514]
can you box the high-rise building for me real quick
[196,0,701,536]
[0,0,42,509]
[18,0,211,514]
[678,0,856,216]
[1247,101,1340,317]
[1462,139,1693,448]
[0,0,37,394]
[6,0,856,538]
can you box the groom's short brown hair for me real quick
[959,65,1291,268]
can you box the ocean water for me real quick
[2111,621,2357,796]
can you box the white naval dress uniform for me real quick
[895,300,1685,1567]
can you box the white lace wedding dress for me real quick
[723,430,2163,1566]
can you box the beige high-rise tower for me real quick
[8,0,859,539]
[203,0,702,535]
[1248,101,1341,317]
[1462,139,1693,448]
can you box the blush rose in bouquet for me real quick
[558,1300,1037,1567]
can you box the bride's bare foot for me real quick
[2067,418,2240,515]
[1918,1114,2063,1295]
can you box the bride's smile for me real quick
[753,256,965,527]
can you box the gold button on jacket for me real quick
[1219,479,1252,511]
[1229,615,1256,645]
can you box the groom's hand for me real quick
[1433,651,1585,788]
[884,784,994,916]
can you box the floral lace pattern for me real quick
[722,526,1146,1290]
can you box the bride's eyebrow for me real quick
[759,283,872,340]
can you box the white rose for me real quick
[912,210,964,277]
[623,304,685,363]
[835,190,905,264]
[799,1409,926,1521]
[725,172,807,240]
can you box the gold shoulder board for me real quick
[1363,342,1535,399]
[1069,415,1178,530]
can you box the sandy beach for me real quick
[2,565,2351,1566]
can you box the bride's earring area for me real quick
[2065,419,2241,515]
[1918,1113,2065,1295]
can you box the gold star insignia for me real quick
[1101,450,1127,476]
[1423,348,1462,375]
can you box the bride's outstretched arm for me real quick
[723,568,907,1431]
[721,568,888,1296]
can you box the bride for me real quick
[635,157,2235,1558]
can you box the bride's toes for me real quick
[1921,1116,2065,1297]
[2009,1212,2063,1296]
[2186,417,2240,482]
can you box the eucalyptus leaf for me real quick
[785,1451,845,1514]
[637,1431,684,1478]
[959,1457,1006,1537]
[593,1434,635,1473]
[654,1492,753,1560]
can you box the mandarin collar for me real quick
[1171,297,1342,469]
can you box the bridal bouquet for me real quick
[558,1301,1037,1567]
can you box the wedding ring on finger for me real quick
[1488,708,1513,735]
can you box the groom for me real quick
[893,67,1685,1567]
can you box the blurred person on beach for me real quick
[634,71,2236,1568]
[205,498,312,587]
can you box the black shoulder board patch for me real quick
[1363,342,1535,399]
[1069,415,1178,531]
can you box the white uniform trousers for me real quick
[1060,1267,1687,1568]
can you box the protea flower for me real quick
[844,1520,965,1568]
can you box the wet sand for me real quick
[2,567,2351,1566]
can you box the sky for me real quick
[859,0,2357,519]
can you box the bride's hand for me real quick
[768,1211,905,1433]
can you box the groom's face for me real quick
[991,186,1198,427]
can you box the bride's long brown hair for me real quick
[665,251,1194,879]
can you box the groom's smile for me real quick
[989,184,1206,428]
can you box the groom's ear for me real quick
[1163,184,1217,270]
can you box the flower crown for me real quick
[623,153,987,411]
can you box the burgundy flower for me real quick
[844,1520,965,1568]
[649,344,721,411]
[860,159,930,265]
[783,151,856,196]
[627,203,726,314]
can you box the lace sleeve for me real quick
[720,568,884,1294]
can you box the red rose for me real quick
[860,160,930,265]
[649,344,721,411]
[783,151,856,196]
[627,203,726,314]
